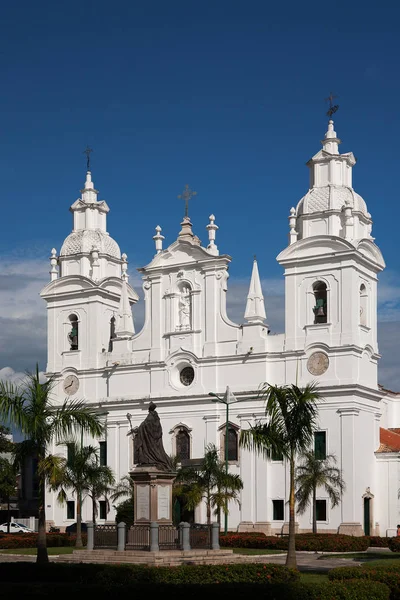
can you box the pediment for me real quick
[99,277,139,302]
[41,275,139,301]
[40,275,97,297]
[356,239,385,270]
[277,236,354,263]
[141,239,230,271]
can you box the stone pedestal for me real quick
[338,522,364,536]
[130,466,176,524]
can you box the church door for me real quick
[364,497,371,536]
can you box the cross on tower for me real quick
[325,92,339,118]
[178,184,197,218]
[83,146,93,171]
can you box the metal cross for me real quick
[83,146,93,171]
[325,92,339,118]
[177,184,197,218]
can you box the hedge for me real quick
[220,533,370,552]
[0,562,299,585]
[0,533,87,549]
[388,538,400,552]
[368,536,391,548]
[0,581,390,600]
[329,565,400,599]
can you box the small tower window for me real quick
[313,282,327,324]
[108,316,116,352]
[68,314,79,350]
[226,426,239,461]
[360,284,368,327]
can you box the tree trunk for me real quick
[92,497,96,528]
[76,491,83,548]
[206,496,211,524]
[312,486,317,534]
[6,496,10,534]
[36,475,49,564]
[286,454,297,569]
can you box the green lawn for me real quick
[0,547,82,555]
[300,572,329,584]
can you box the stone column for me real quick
[211,522,220,550]
[180,522,190,551]
[117,521,126,552]
[150,521,159,552]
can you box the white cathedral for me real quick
[41,119,400,536]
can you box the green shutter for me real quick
[99,441,107,466]
[314,432,326,460]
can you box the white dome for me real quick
[296,186,368,217]
[60,229,121,259]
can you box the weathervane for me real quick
[325,92,339,118]
[83,146,93,171]
[178,184,197,218]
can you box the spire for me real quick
[115,255,135,338]
[81,171,99,203]
[244,258,266,323]
[321,120,340,155]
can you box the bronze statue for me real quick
[133,402,174,472]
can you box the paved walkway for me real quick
[0,551,368,572]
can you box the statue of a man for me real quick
[134,402,174,472]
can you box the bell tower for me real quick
[277,119,385,388]
[41,169,138,377]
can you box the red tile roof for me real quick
[377,428,400,453]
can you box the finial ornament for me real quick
[49,248,58,281]
[206,214,219,255]
[83,146,93,171]
[325,92,339,118]
[153,225,165,254]
[178,184,197,218]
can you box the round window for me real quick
[180,366,194,386]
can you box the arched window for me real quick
[313,282,327,324]
[360,284,368,327]
[219,423,239,462]
[176,428,190,461]
[68,314,79,350]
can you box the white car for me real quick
[0,522,34,533]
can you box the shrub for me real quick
[0,580,390,599]
[219,533,369,552]
[0,533,87,549]
[329,565,400,598]
[388,537,400,552]
[368,536,391,548]
[0,562,299,585]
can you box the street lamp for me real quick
[208,386,241,535]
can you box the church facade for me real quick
[41,119,400,536]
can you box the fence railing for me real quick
[94,524,118,548]
[126,524,150,550]
[190,524,212,549]
[87,521,220,552]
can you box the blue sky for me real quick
[0,1,399,390]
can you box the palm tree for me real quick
[175,444,243,524]
[86,462,115,526]
[240,383,322,569]
[49,442,101,547]
[0,367,105,563]
[295,451,345,534]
